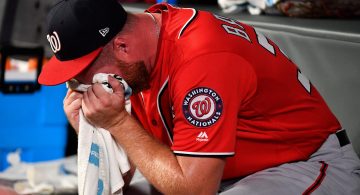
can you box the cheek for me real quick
[74,71,92,84]
[74,65,99,84]
[94,62,124,76]
[76,65,122,84]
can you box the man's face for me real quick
[74,56,150,94]
[117,60,150,94]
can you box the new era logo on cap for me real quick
[99,27,110,37]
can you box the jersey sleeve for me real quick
[170,52,257,157]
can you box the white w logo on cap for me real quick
[99,27,109,37]
[47,31,61,53]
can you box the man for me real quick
[38,0,360,194]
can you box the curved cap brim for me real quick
[38,48,102,86]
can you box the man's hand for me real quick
[81,76,225,194]
[63,89,83,133]
[82,76,129,130]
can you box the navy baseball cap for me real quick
[38,0,127,85]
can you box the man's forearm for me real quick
[109,115,192,194]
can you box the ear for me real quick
[112,35,129,61]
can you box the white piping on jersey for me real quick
[157,76,173,144]
[177,8,197,39]
[173,151,235,156]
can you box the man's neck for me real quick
[143,12,162,76]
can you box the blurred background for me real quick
[0,0,359,193]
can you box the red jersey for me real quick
[130,3,341,179]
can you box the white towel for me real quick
[75,73,132,195]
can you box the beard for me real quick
[118,60,150,94]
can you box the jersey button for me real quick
[151,119,158,126]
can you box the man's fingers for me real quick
[65,88,72,99]
[92,83,108,98]
[64,90,83,106]
[66,98,82,115]
[108,76,124,95]
[87,85,99,102]
[71,98,82,109]
[64,89,74,104]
